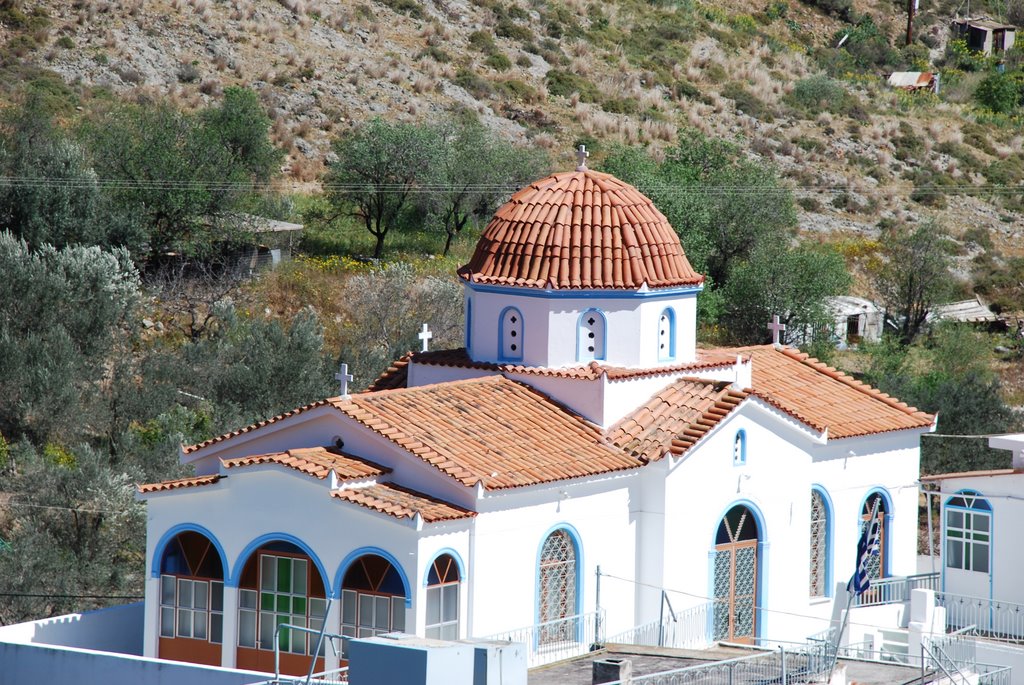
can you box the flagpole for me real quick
[826,497,881,682]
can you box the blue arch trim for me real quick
[658,307,677,361]
[230,533,331,594]
[335,547,413,608]
[465,281,703,299]
[811,484,835,598]
[733,430,747,466]
[535,523,585,638]
[498,306,524,362]
[945,489,992,511]
[151,523,230,583]
[576,308,607,362]
[422,548,467,586]
[708,499,768,640]
[859,487,894,578]
[465,298,473,354]
[942,489,994,601]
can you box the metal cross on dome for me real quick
[335,363,353,398]
[767,315,787,346]
[418,323,433,353]
[576,144,589,171]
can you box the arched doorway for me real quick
[713,505,760,644]
[157,530,225,666]
[861,491,890,581]
[340,554,407,657]
[235,541,328,675]
[537,528,579,644]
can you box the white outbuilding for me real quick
[138,160,935,676]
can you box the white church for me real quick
[138,158,936,676]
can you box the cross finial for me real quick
[418,323,433,353]
[335,362,354,398]
[575,144,589,171]
[767,315,787,346]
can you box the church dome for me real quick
[458,168,704,290]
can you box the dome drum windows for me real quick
[658,308,676,361]
[576,309,606,362]
[499,307,523,361]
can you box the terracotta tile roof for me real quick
[330,376,640,489]
[222,447,391,481]
[611,379,749,460]
[183,399,330,454]
[366,348,742,390]
[138,474,222,493]
[458,169,704,290]
[732,345,935,439]
[332,483,476,522]
[365,355,412,391]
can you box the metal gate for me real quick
[713,506,759,643]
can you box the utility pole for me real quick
[906,0,915,45]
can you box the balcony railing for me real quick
[937,592,1024,641]
[605,602,714,651]
[852,572,940,607]
[481,610,605,667]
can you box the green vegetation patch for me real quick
[545,69,599,102]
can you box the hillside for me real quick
[1,0,1022,265]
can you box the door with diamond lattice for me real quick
[713,505,760,644]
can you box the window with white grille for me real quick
[809,489,828,597]
[946,491,991,573]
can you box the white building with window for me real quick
[138,163,935,676]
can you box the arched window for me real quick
[499,307,523,361]
[861,492,889,581]
[465,299,473,352]
[577,309,606,362]
[658,308,676,361]
[158,530,225,665]
[732,430,746,466]
[538,529,578,643]
[713,504,760,643]
[425,554,460,640]
[810,488,830,597]
[945,491,991,573]
[340,554,407,656]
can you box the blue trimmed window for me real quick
[499,307,523,361]
[658,307,676,361]
[538,529,578,643]
[577,309,607,362]
[425,554,460,640]
[465,299,472,352]
[732,430,746,466]
[945,491,991,573]
[810,488,830,597]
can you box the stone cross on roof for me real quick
[575,144,589,171]
[418,323,433,353]
[335,363,353,398]
[767,315,787,347]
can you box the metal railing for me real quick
[853,572,940,607]
[481,610,604,667]
[605,602,715,651]
[268,622,348,685]
[938,592,1024,641]
[923,633,1014,685]
[606,643,832,685]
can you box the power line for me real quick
[0,592,143,599]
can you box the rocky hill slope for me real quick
[2,0,1022,262]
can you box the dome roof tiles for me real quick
[458,169,704,291]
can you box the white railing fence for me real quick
[481,609,604,667]
[605,643,833,685]
[938,592,1024,641]
[605,602,714,651]
[853,572,940,607]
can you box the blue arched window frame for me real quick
[576,308,607,362]
[858,488,894,579]
[732,430,747,466]
[658,307,677,361]
[465,298,473,353]
[943,489,992,576]
[810,485,834,598]
[707,499,768,641]
[535,523,584,640]
[498,306,524,362]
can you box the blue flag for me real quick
[848,511,881,595]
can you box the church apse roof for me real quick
[331,483,476,523]
[738,345,934,439]
[458,169,704,290]
[221,446,391,481]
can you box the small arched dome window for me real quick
[499,307,523,361]
[465,299,473,352]
[658,308,676,361]
[577,309,607,362]
[733,430,746,466]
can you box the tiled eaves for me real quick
[138,474,222,494]
[221,447,392,481]
[365,355,411,392]
[331,483,476,523]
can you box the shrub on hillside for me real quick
[974,71,1022,113]
[721,82,774,121]
[545,69,599,102]
[784,75,850,115]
